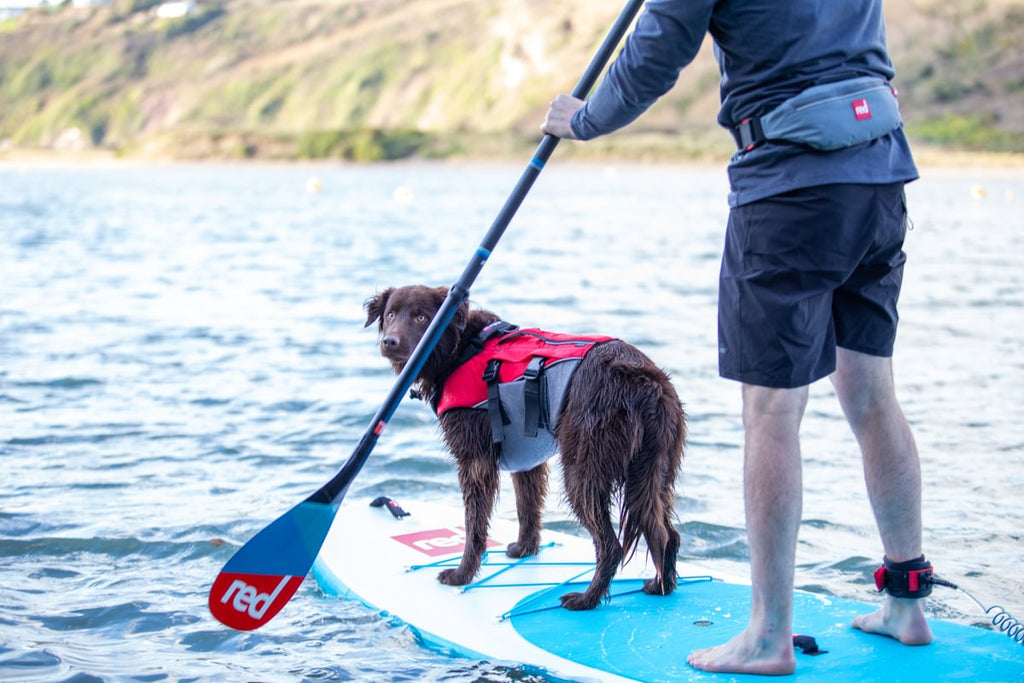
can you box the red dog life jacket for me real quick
[435,325,613,472]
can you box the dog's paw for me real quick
[437,568,473,586]
[642,577,674,596]
[505,540,540,559]
[559,591,600,611]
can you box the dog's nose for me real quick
[381,335,400,350]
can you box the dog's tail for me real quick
[618,366,686,566]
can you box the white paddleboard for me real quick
[312,496,1024,682]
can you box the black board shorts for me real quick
[718,182,908,388]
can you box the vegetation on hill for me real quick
[1,0,1022,161]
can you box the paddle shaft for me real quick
[210,0,645,632]
[307,0,645,506]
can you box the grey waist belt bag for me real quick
[734,76,903,151]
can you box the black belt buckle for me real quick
[736,116,765,151]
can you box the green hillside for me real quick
[1,0,1022,161]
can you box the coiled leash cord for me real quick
[935,579,1024,646]
[876,555,1024,647]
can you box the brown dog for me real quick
[364,285,686,610]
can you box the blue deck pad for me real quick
[509,579,1024,682]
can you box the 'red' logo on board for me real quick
[391,527,501,556]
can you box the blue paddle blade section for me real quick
[224,500,339,576]
[209,500,339,631]
[510,578,1024,682]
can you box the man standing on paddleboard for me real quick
[542,0,932,676]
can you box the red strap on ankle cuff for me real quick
[873,565,886,591]
[873,556,934,598]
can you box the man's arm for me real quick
[564,0,716,140]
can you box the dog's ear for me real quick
[453,299,469,333]
[363,288,393,328]
[430,286,468,333]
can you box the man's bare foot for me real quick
[687,629,796,676]
[852,597,932,645]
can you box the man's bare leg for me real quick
[832,347,932,645]
[687,385,807,675]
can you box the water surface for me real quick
[2,161,1022,681]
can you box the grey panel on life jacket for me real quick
[493,358,581,473]
[540,358,580,431]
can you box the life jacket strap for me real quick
[483,359,507,444]
[522,357,544,438]
[425,321,520,413]
[873,555,934,598]
[478,320,520,344]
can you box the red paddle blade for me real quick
[208,500,339,630]
[208,572,305,631]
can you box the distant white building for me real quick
[156,1,195,19]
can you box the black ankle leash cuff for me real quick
[873,555,934,598]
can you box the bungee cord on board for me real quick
[409,545,1024,649]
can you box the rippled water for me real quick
[2,160,1022,681]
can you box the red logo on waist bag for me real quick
[852,98,872,121]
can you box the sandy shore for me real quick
[3,144,1023,173]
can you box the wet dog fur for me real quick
[364,285,686,610]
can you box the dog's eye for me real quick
[416,314,428,323]
[385,311,395,320]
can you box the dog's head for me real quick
[363,285,468,378]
